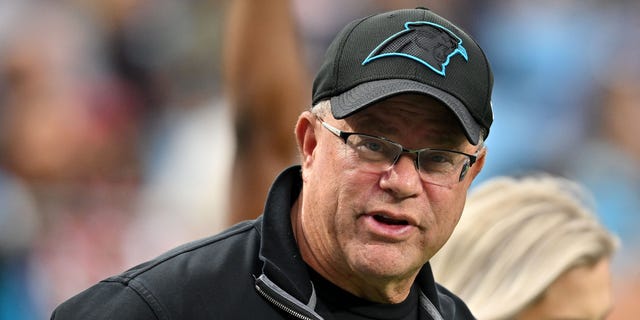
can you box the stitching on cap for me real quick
[331,16,374,97]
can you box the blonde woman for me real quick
[431,175,618,320]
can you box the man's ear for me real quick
[294,111,318,170]
[468,146,487,181]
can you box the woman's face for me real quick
[515,258,613,320]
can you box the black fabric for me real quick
[50,165,475,320]
[310,269,419,320]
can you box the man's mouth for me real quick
[373,214,409,226]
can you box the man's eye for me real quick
[351,136,394,161]
[423,152,455,164]
[430,154,448,163]
[362,139,384,152]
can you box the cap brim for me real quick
[330,79,482,145]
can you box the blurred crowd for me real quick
[0,0,638,319]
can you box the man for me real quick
[51,7,493,319]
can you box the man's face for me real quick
[295,93,484,300]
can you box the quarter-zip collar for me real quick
[257,166,313,304]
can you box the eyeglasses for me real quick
[319,120,479,187]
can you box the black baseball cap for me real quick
[312,8,493,145]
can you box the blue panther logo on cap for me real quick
[362,21,468,76]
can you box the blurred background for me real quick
[0,0,638,319]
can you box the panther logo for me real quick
[362,21,468,76]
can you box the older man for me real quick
[52,7,492,319]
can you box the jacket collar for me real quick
[258,166,313,303]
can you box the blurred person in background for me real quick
[0,0,229,318]
[84,0,236,263]
[431,175,619,320]
[558,67,640,319]
[0,2,144,318]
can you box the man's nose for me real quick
[380,154,423,199]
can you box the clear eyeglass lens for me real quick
[346,134,401,165]
[345,134,468,186]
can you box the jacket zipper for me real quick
[256,275,446,320]
[254,275,323,320]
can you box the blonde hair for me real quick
[431,175,618,319]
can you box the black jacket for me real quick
[51,166,475,319]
